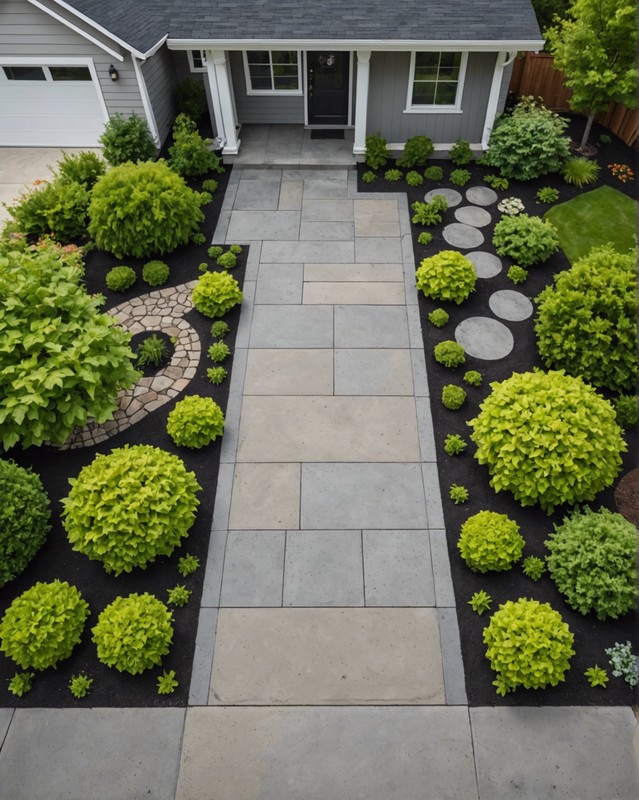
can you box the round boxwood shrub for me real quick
[535,246,637,393]
[0,580,89,670]
[106,265,136,292]
[92,593,173,674]
[492,214,559,267]
[458,510,525,572]
[434,341,465,368]
[0,460,51,588]
[61,445,201,575]
[468,370,626,513]
[88,161,205,258]
[192,270,243,318]
[483,598,575,696]
[167,395,225,448]
[442,384,466,410]
[415,251,476,304]
[142,260,170,286]
[545,507,638,620]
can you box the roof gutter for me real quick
[167,38,545,52]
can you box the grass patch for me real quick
[544,185,636,263]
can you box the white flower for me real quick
[497,197,525,216]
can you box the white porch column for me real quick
[206,50,240,155]
[481,51,516,150]
[353,50,371,157]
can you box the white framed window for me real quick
[405,51,467,113]
[243,50,302,95]
[188,50,207,72]
[2,65,92,82]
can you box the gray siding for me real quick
[142,45,177,145]
[367,51,496,144]
[229,51,304,125]
[497,60,514,113]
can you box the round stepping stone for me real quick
[454,205,492,228]
[442,223,484,249]
[489,290,533,321]
[424,188,462,207]
[467,251,502,279]
[455,317,514,360]
[465,186,498,206]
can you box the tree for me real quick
[546,0,637,149]
[530,1,571,36]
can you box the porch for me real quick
[225,125,357,167]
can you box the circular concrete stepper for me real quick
[489,289,534,322]
[454,205,492,228]
[466,251,502,279]
[442,222,485,249]
[424,188,462,207]
[465,186,498,206]
[455,316,514,360]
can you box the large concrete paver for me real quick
[243,349,334,394]
[220,530,285,607]
[334,304,410,348]
[304,262,404,281]
[363,529,435,606]
[249,304,333,347]
[334,348,414,395]
[303,280,405,304]
[229,462,300,529]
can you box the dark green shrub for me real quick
[167,395,225,448]
[411,195,448,226]
[57,151,106,189]
[365,133,388,170]
[458,510,524,572]
[192,270,243,318]
[484,599,575,695]
[442,384,466,410]
[434,340,465,368]
[176,78,207,120]
[142,260,170,286]
[449,168,471,186]
[468,369,626,512]
[0,460,50,588]
[208,341,230,363]
[561,157,600,187]
[484,174,509,190]
[415,250,476,304]
[545,508,638,620]
[397,135,434,167]
[405,170,424,187]
[507,265,528,284]
[199,191,212,205]
[136,334,168,367]
[217,251,237,269]
[449,138,473,165]
[207,366,228,384]
[417,231,432,246]
[384,169,403,182]
[192,233,206,245]
[443,433,467,455]
[62,445,201,575]
[492,214,559,266]
[614,395,639,430]
[424,165,443,181]
[106,265,136,292]
[7,178,90,242]
[536,186,560,204]
[362,171,377,184]
[211,320,230,338]
[207,245,224,259]
[92,593,173,674]
[202,179,219,193]
[0,580,89,670]
[99,112,156,165]
[463,370,482,387]
[427,308,449,327]
[534,246,637,393]
[168,113,223,178]
[229,244,242,255]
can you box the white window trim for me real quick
[404,51,468,114]
[187,50,208,73]
[242,50,302,96]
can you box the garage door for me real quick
[0,64,106,147]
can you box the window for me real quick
[188,50,207,72]
[406,52,467,111]
[3,66,46,81]
[49,66,92,81]
[244,51,301,94]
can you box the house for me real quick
[0,0,543,159]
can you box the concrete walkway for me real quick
[0,167,637,800]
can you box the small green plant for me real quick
[434,340,466,368]
[192,233,206,245]
[397,135,434,167]
[198,261,209,273]
[605,642,638,687]
[167,395,225,448]
[468,590,492,615]
[8,672,34,697]
[449,484,469,504]
[428,308,449,327]
[584,666,609,688]
[536,186,560,204]
[463,370,482,387]
[362,171,377,184]
[493,214,559,267]
[229,245,243,255]
[99,112,156,166]
[405,170,424,187]
[598,133,612,145]
[207,366,228,385]
[484,174,509,190]
[142,260,170,286]
[416,250,476,304]
[424,165,444,181]
[614,395,639,430]
[106,265,137,292]
[522,556,546,581]
[443,433,467,455]
[442,385,466,410]
[211,320,230,339]
[169,113,223,178]
[202,179,219,193]
[192,270,243,318]
[384,169,403,182]
[199,191,212,206]
[208,245,224,259]
[449,168,471,186]
[136,334,168,368]
[411,195,448,226]
[365,133,388,170]
[458,510,524,572]
[177,554,200,577]
[561,156,600,187]
[167,584,191,608]
[507,265,528,284]
[208,341,231,363]
[157,669,179,695]
[69,673,94,698]
[57,151,106,190]
[449,139,473,165]
[217,251,237,270]
[497,197,525,216]
[417,231,432,246]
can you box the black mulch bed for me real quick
[0,166,248,708]
[359,114,638,706]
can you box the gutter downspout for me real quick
[132,56,161,147]
[481,50,517,150]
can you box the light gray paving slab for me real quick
[233,279,255,350]
[189,607,218,705]
[304,280,405,305]
[442,222,485,249]
[201,528,229,605]
[0,708,13,748]
[406,303,424,349]
[278,180,303,210]
[425,187,462,206]
[429,529,456,607]
[249,305,333,348]
[422,462,445,529]
[244,349,333,395]
[220,531,285,607]
[226,210,301,241]
[211,463,234,526]
[304,263,404,282]
[255,263,304,304]
[237,168,282,181]
[454,205,493,227]
[398,196,413,236]
[299,220,354,240]
[471,707,639,800]
[415,395,437,461]
[301,463,427,529]
[261,240,354,263]
[283,530,364,606]
[438,608,468,705]
[455,316,514,360]
[233,179,281,210]
[177,707,478,800]
[334,305,409,348]
[355,236,403,263]
[489,289,534,321]
[465,185,498,206]
[353,198,400,237]
[213,169,239,242]
[243,240,262,281]
[303,178,350,199]
[0,708,186,800]
[363,529,435,606]
[228,463,301,530]
[410,348,431,397]
[467,250,502,278]
[301,198,354,221]
[227,345,248,400]
[283,168,348,182]
[334,348,413,395]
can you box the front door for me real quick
[306,52,350,126]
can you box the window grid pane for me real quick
[4,66,46,81]
[49,66,92,81]
[247,50,299,91]
[411,52,461,107]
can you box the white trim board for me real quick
[169,38,544,53]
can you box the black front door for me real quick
[307,52,350,125]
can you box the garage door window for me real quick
[3,66,46,81]
[3,66,92,82]
[50,66,92,81]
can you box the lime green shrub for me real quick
[468,590,492,615]
[406,171,424,187]
[192,270,243,318]
[142,260,170,286]
[208,341,230,363]
[416,250,476,304]
[384,169,403,182]
[168,113,223,178]
[106,265,136,292]
[8,672,34,697]
[69,673,94,698]
[484,598,575,695]
[417,231,432,246]
[136,334,168,368]
[522,556,546,581]
[468,370,626,512]
[463,370,482,387]
[443,433,467,455]
[507,265,528,284]
[545,507,638,620]
[0,580,89,670]
[457,510,525,572]
[536,186,560,204]
[217,251,237,270]
[207,366,228,384]
[62,445,201,575]
[7,178,90,242]
[411,195,448,226]
[561,157,600,187]
[157,670,179,695]
[211,320,230,338]
[434,341,465,368]
[362,171,377,184]
[167,395,225,448]
[428,308,449,327]
[57,151,106,189]
[449,484,469,504]
[492,214,559,266]
[99,112,156,165]
[442,385,466,410]
[450,168,471,186]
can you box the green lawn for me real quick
[544,185,636,264]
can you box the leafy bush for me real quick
[485,97,570,180]
[142,260,170,286]
[192,270,243,318]
[463,370,482,387]
[8,672,34,697]
[449,138,473,165]
[157,669,179,695]
[417,231,432,246]
[468,590,492,615]
[192,233,206,245]
[7,178,90,242]
[443,433,467,455]
[62,445,201,575]
[458,510,525,572]
[545,507,638,621]
[176,77,207,120]
[168,113,223,178]
[415,250,476,304]
[88,161,205,258]
[605,642,638,687]
[0,243,139,449]
[424,165,443,181]
[492,214,559,266]
[536,186,560,204]
[198,191,212,205]
[484,174,509,190]
[584,666,608,688]
[384,169,403,182]
[614,395,639,430]
[92,593,173,674]
[211,320,230,338]
[434,340,465,368]
[365,133,388,169]
[449,484,469,504]
[177,554,200,577]
[507,265,528,284]
[136,334,168,367]
[561,156,600,187]
[411,195,448,226]
[57,151,105,190]
[362,171,377,184]
[468,370,626,512]
[534,246,637,392]
[167,585,191,607]
[207,366,228,384]
[449,168,471,186]
[522,556,546,581]
[405,170,424,187]
[484,599,575,695]
[0,460,50,588]
[217,251,237,270]
[99,112,156,165]
[0,580,89,670]
[442,385,466,410]
[208,341,230,363]
[69,673,94,698]
[106,265,137,292]
[229,245,243,255]
[167,395,225,448]
[428,308,449,327]
[202,178,219,193]
[397,135,434,167]
[208,245,224,259]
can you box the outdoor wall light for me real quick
[108,64,119,81]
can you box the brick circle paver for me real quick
[467,251,502,278]
[465,186,498,206]
[424,188,462,207]
[455,316,514,360]
[454,206,492,228]
[489,290,533,321]
[442,223,484,249]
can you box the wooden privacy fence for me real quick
[508,52,638,147]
